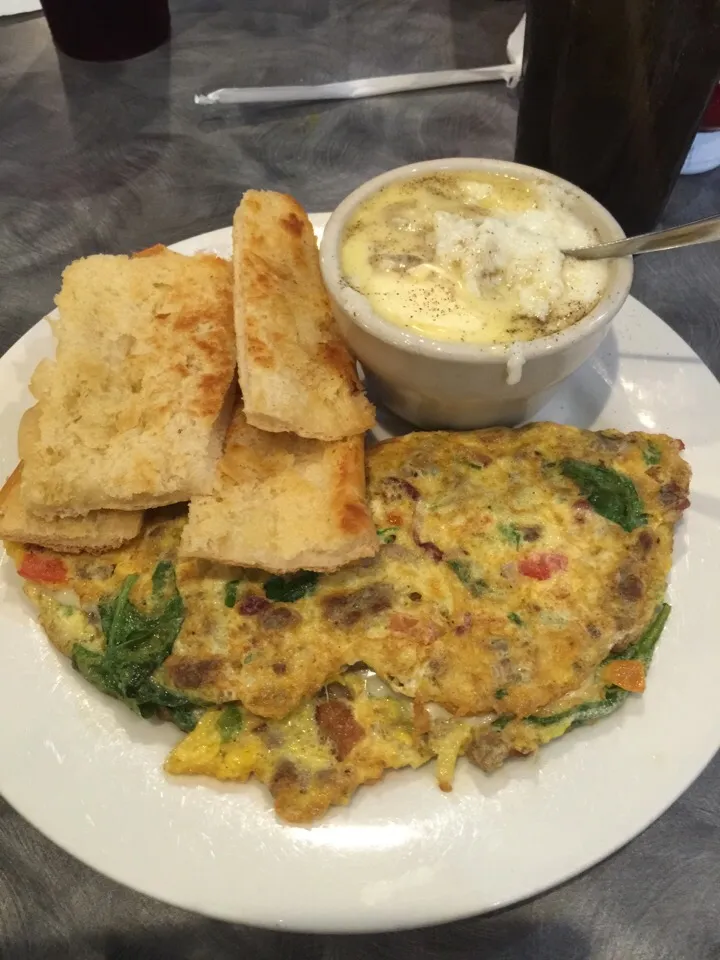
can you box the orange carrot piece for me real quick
[603,659,646,693]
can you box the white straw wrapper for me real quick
[195,65,517,106]
[195,17,526,106]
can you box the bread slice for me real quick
[179,406,378,572]
[21,246,236,517]
[233,190,375,441]
[0,465,143,553]
[17,404,42,462]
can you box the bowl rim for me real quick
[319,157,634,365]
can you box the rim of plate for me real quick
[0,218,718,934]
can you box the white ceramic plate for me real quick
[1,218,718,934]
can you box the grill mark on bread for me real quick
[246,334,275,369]
[281,213,304,237]
[341,501,373,534]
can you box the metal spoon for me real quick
[565,214,720,260]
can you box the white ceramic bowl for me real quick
[319,158,633,429]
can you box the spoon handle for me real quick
[566,214,720,260]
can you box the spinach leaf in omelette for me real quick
[643,442,662,466]
[377,527,399,544]
[264,570,319,603]
[560,459,647,533]
[224,579,241,608]
[72,561,206,732]
[526,603,669,729]
[498,523,522,549]
[217,704,244,742]
[447,559,488,597]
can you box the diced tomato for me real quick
[18,551,68,584]
[518,552,568,581]
[603,659,646,693]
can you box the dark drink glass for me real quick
[40,0,170,62]
[515,0,720,234]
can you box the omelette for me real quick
[166,602,671,822]
[5,423,691,822]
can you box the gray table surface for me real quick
[1,2,719,957]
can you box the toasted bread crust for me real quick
[234,191,375,441]
[21,248,236,516]
[0,465,142,553]
[179,406,379,572]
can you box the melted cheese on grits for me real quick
[341,172,608,344]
